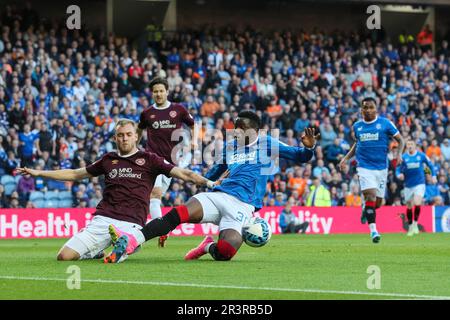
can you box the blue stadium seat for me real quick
[1,175,17,196]
[58,199,74,208]
[58,191,73,201]
[44,199,58,208]
[0,175,15,185]
[29,191,45,202]
[44,191,59,201]
[30,191,45,207]
[14,175,22,184]
[33,199,46,208]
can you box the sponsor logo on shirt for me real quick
[152,120,177,129]
[108,168,142,179]
[228,151,257,164]
[359,132,379,142]
[406,162,421,169]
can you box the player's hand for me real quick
[397,173,404,181]
[16,167,40,177]
[432,176,438,184]
[301,127,320,149]
[396,155,403,165]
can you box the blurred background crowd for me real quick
[0,2,449,209]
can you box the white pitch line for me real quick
[0,275,449,300]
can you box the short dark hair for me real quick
[237,110,261,130]
[149,77,169,91]
[361,97,377,105]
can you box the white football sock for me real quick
[150,198,162,219]
[204,242,213,253]
[369,223,377,233]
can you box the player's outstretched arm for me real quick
[169,167,215,188]
[275,128,319,163]
[339,143,356,171]
[16,167,92,181]
[393,133,405,165]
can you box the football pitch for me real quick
[0,234,449,300]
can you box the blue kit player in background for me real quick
[339,97,405,243]
[105,111,319,263]
[396,139,437,236]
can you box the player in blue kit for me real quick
[104,111,319,263]
[339,97,405,243]
[396,139,436,236]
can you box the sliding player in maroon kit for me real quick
[16,119,214,261]
[137,77,195,247]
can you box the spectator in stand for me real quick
[16,173,35,204]
[345,184,362,207]
[279,202,309,234]
[440,138,450,161]
[306,177,331,207]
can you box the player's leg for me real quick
[207,229,243,261]
[362,189,380,242]
[105,194,213,262]
[412,185,425,234]
[150,174,172,247]
[185,192,254,261]
[357,168,381,242]
[58,216,112,261]
[56,246,80,261]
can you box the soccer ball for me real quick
[242,217,272,247]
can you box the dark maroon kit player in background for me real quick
[139,102,194,164]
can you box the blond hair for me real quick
[114,118,137,133]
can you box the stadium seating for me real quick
[1,175,17,196]
[57,191,74,208]
[29,191,45,208]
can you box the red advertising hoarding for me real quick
[0,206,433,239]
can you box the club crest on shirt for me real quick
[169,111,177,118]
[112,160,119,165]
[135,158,146,166]
[109,169,118,179]
[150,114,156,119]
[376,124,381,129]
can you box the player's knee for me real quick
[215,239,237,261]
[57,248,79,261]
[57,252,75,261]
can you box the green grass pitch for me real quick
[0,234,449,300]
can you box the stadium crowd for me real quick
[0,3,449,209]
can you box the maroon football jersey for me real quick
[85,150,174,226]
[138,102,194,164]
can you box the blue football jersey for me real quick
[396,151,436,188]
[353,117,399,170]
[205,135,314,210]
